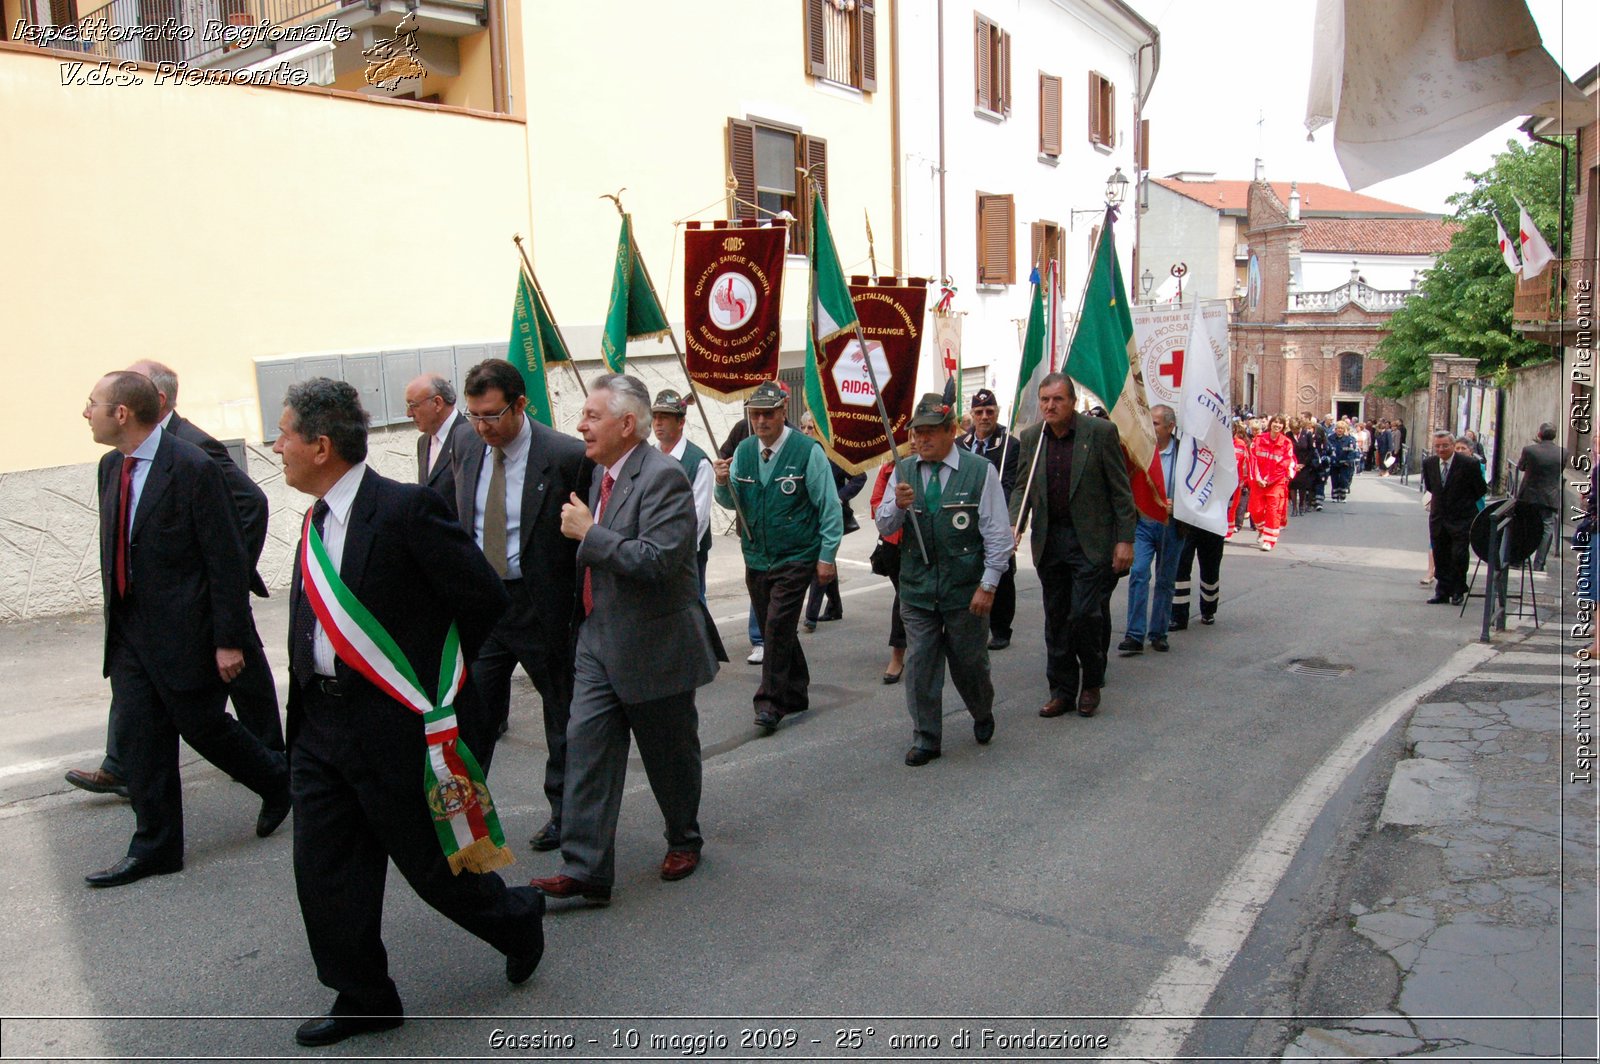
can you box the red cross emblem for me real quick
[1159,348,1185,389]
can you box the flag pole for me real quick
[803,170,929,566]
[512,234,588,398]
[600,191,750,532]
[1011,213,1111,542]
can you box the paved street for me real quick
[0,471,1587,1060]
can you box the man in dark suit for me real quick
[529,373,720,905]
[68,360,282,801]
[274,378,543,1048]
[1009,373,1136,718]
[1422,429,1488,605]
[406,373,475,516]
[81,371,290,888]
[455,359,591,852]
[1516,423,1567,571]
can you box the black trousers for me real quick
[291,685,544,1015]
[1431,517,1472,598]
[1037,524,1110,699]
[471,578,574,819]
[1172,528,1225,626]
[989,555,1017,640]
[103,622,282,778]
[108,630,285,863]
[747,562,814,718]
[803,574,843,623]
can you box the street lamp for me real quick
[1140,268,1154,300]
[1105,167,1129,206]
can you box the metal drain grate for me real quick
[1286,657,1354,678]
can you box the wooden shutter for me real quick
[999,29,1011,115]
[1103,78,1115,146]
[805,0,826,77]
[1039,74,1062,155]
[804,134,828,211]
[1029,222,1045,273]
[974,15,991,111]
[1137,118,1150,169]
[1088,71,1100,144]
[727,118,756,221]
[799,134,827,256]
[48,0,77,24]
[977,194,1015,285]
[859,0,876,91]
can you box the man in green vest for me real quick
[712,380,842,733]
[874,394,1014,765]
[651,389,714,598]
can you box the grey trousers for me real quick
[900,600,994,753]
[558,641,703,887]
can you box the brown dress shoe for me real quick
[660,849,700,881]
[1038,698,1072,718]
[1077,687,1102,716]
[528,874,611,906]
[65,768,130,799]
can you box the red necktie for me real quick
[114,455,136,598]
[581,473,615,616]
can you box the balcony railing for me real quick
[1287,279,1414,313]
[1513,258,1596,325]
[46,0,345,67]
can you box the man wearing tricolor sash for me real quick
[274,379,544,1049]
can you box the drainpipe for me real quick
[936,0,947,285]
[1528,128,1570,418]
[890,0,902,277]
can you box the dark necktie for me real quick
[483,447,509,578]
[761,446,774,462]
[582,473,615,616]
[291,500,330,688]
[114,455,136,598]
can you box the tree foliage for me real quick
[1369,139,1571,398]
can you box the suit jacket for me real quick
[286,468,509,755]
[98,430,251,690]
[1516,440,1565,511]
[1422,453,1487,528]
[167,412,270,597]
[455,416,593,644]
[1008,415,1137,567]
[417,412,477,518]
[576,443,719,704]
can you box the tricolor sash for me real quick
[300,511,513,875]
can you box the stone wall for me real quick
[1499,359,1565,485]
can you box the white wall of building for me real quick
[1299,252,1433,292]
[896,0,1153,423]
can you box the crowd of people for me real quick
[72,355,1561,1048]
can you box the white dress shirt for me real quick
[664,435,713,543]
[427,409,460,475]
[472,414,532,579]
[312,461,368,676]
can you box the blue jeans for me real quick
[1125,515,1183,642]
[748,604,763,647]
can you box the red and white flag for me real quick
[1516,199,1555,278]
[1494,213,1522,276]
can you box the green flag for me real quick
[1010,267,1046,428]
[508,268,569,427]
[600,214,671,373]
[803,190,859,444]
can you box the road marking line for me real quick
[1494,652,1566,664]
[0,749,102,782]
[1109,639,1496,1062]
[711,577,892,628]
[1450,671,1563,684]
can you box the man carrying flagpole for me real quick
[274,379,544,1049]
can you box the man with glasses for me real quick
[405,373,474,518]
[712,380,842,734]
[455,359,592,854]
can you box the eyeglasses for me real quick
[464,403,515,425]
[84,399,120,412]
[404,396,441,413]
[746,409,782,419]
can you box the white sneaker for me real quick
[746,646,765,664]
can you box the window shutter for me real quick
[1088,71,1100,144]
[727,118,756,221]
[1039,74,1062,155]
[859,0,876,91]
[1105,80,1116,146]
[977,194,1015,285]
[1030,222,1045,273]
[999,30,1011,115]
[48,0,76,24]
[804,135,828,213]
[805,0,827,77]
[974,16,991,111]
[1137,118,1150,168]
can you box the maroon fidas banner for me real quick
[813,277,929,475]
[683,221,787,401]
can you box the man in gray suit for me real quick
[529,373,719,906]
[406,373,475,517]
[1009,373,1136,718]
[1517,423,1567,571]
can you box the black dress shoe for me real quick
[506,949,542,985]
[755,711,780,734]
[1426,595,1451,604]
[85,855,182,888]
[256,790,292,839]
[904,747,941,767]
[1170,619,1188,631]
[973,716,995,745]
[1149,636,1169,652]
[1450,594,1464,606]
[818,608,843,622]
[882,669,903,685]
[1117,637,1143,656]
[529,818,560,852]
[294,1013,403,1047]
[987,636,1010,650]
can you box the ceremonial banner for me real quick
[1010,270,1047,430]
[508,268,569,428]
[1130,302,1191,417]
[931,310,962,418]
[1065,211,1164,522]
[807,278,929,475]
[1174,301,1239,536]
[601,214,672,373]
[683,221,787,401]
[1516,198,1555,279]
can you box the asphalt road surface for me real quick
[0,472,1486,1060]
